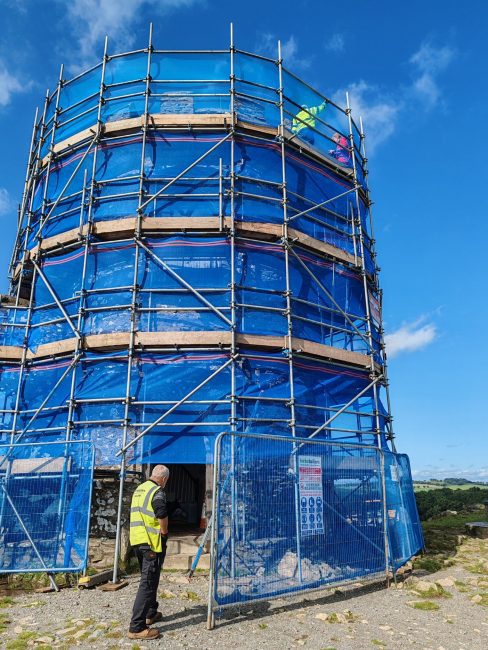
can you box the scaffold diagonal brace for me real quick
[35,134,97,241]
[32,261,81,340]
[138,131,233,213]
[117,354,238,456]
[285,244,374,354]
[287,186,358,223]
[136,240,233,327]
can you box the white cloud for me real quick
[0,60,24,107]
[256,32,312,72]
[384,318,437,358]
[334,81,400,151]
[59,0,201,72]
[409,42,455,110]
[325,33,345,53]
[0,188,15,217]
[336,40,455,151]
[410,42,455,75]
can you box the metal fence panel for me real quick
[384,452,424,570]
[210,432,388,610]
[0,441,94,573]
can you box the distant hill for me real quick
[414,478,488,492]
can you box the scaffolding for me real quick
[0,25,417,581]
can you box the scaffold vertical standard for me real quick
[0,26,423,581]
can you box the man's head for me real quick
[150,465,170,487]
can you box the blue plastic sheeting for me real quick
[27,131,371,266]
[37,49,365,181]
[0,441,94,573]
[0,307,26,347]
[15,236,379,359]
[0,351,388,465]
[210,432,422,608]
[211,433,385,607]
[384,453,424,569]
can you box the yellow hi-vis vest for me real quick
[292,102,327,134]
[129,480,163,552]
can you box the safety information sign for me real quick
[298,455,324,536]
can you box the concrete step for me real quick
[164,553,210,571]
[166,533,209,556]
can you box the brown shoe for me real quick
[146,611,163,625]
[128,627,160,640]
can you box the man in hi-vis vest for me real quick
[128,465,170,640]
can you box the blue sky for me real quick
[0,0,486,480]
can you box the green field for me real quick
[414,482,487,492]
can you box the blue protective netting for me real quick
[384,453,424,570]
[3,49,382,466]
[16,237,377,355]
[0,351,389,465]
[0,441,94,573]
[26,132,371,265]
[37,50,362,169]
[211,433,423,607]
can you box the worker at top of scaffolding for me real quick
[291,101,327,145]
[128,464,170,641]
[328,132,352,166]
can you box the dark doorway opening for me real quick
[164,464,205,532]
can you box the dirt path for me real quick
[1,536,487,649]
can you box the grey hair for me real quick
[150,464,169,480]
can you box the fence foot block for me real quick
[78,568,115,589]
[98,580,129,592]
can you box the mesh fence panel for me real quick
[210,433,389,608]
[0,441,94,573]
[384,452,424,570]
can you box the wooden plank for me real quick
[10,456,71,475]
[149,113,232,128]
[84,332,131,350]
[137,330,231,347]
[98,580,129,591]
[21,215,360,270]
[44,125,98,165]
[236,333,284,349]
[287,227,357,266]
[78,569,114,589]
[0,346,23,361]
[21,330,370,369]
[237,119,279,137]
[42,113,232,167]
[292,337,371,368]
[27,337,78,359]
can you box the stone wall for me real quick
[88,471,141,569]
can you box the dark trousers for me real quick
[129,543,166,632]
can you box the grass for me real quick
[414,482,487,492]
[423,513,486,531]
[465,562,488,575]
[0,613,11,633]
[180,590,200,602]
[0,597,15,608]
[6,631,38,649]
[409,600,440,611]
[413,557,444,573]
[258,623,268,629]
[410,583,452,599]
[472,593,488,606]
[371,641,386,647]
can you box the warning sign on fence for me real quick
[298,456,324,536]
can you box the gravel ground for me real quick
[1,536,487,650]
